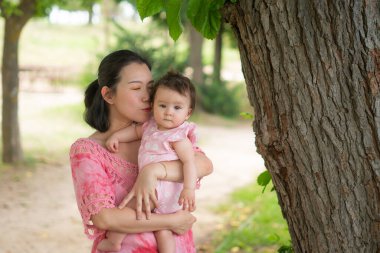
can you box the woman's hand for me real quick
[118,163,163,220]
[170,210,197,235]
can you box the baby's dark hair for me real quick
[150,71,196,110]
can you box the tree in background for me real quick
[1,0,37,163]
[56,0,100,25]
[0,0,98,164]
[135,0,380,252]
[212,22,223,84]
[188,23,204,85]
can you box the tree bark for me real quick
[1,0,36,163]
[224,0,380,252]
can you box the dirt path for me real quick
[0,91,265,253]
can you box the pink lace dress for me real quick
[139,118,197,214]
[70,138,195,253]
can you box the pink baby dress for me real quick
[138,117,197,214]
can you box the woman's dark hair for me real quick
[84,50,151,132]
[149,70,196,110]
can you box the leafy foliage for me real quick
[112,21,188,79]
[186,0,224,39]
[240,112,254,120]
[55,0,99,11]
[164,0,182,40]
[257,170,272,193]
[134,0,237,40]
[0,0,94,18]
[278,244,294,253]
[136,0,163,19]
[197,78,243,118]
[0,0,22,17]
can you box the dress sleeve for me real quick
[167,122,197,145]
[70,140,115,239]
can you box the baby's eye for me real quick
[159,104,166,108]
[174,106,182,110]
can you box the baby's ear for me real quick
[101,86,113,104]
[186,108,193,120]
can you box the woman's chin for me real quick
[134,114,150,123]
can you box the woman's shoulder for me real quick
[70,138,104,157]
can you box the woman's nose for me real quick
[142,92,149,102]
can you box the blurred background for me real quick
[0,1,290,252]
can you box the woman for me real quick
[69,49,213,252]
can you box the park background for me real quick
[0,2,291,253]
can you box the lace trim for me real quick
[80,193,115,239]
[71,138,138,183]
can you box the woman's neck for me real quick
[90,119,133,142]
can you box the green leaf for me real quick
[278,245,294,253]
[268,233,280,243]
[136,0,164,20]
[163,0,182,41]
[240,112,254,119]
[187,0,225,39]
[257,170,272,193]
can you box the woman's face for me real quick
[108,63,153,126]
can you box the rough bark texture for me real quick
[224,0,380,252]
[1,0,36,163]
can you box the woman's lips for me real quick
[143,107,151,112]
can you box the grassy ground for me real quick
[201,182,292,253]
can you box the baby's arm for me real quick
[106,124,143,152]
[172,139,197,211]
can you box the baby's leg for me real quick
[97,199,149,251]
[154,230,176,253]
[97,231,125,252]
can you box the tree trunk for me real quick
[87,3,94,25]
[1,0,36,163]
[188,24,204,85]
[224,0,380,252]
[213,22,223,84]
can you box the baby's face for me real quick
[153,86,192,131]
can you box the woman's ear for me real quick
[101,86,114,104]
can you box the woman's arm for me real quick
[119,152,213,219]
[162,152,213,182]
[91,207,196,234]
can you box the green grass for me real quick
[202,182,292,253]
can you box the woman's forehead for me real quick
[120,63,152,79]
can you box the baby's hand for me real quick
[105,136,119,153]
[178,188,196,212]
